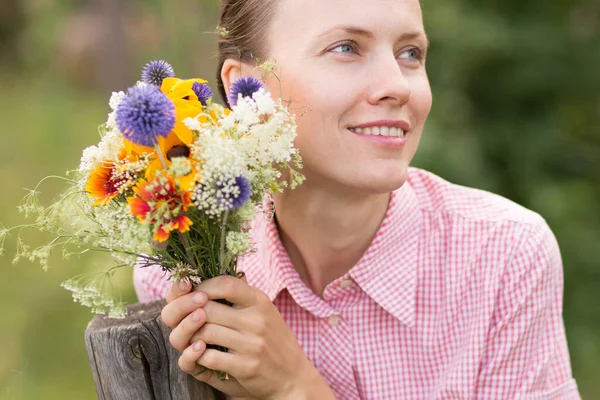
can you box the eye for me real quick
[398,48,423,62]
[329,41,357,55]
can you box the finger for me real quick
[198,349,258,383]
[195,276,261,307]
[169,308,207,352]
[193,368,250,398]
[180,344,250,398]
[178,339,207,374]
[166,279,192,303]
[195,366,255,400]
[161,291,207,328]
[190,322,248,353]
[197,300,246,330]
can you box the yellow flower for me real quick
[145,131,200,192]
[161,77,207,145]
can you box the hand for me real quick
[161,280,255,399]
[161,276,335,400]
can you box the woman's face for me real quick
[264,0,432,194]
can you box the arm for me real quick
[475,221,580,399]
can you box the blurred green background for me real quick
[0,0,598,398]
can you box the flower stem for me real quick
[219,210,229,275]
[177,232,198,270]
[153,142,169,170]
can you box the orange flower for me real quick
[85,162,126,206]
[128,175,193,242]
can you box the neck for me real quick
[272,181,391,296]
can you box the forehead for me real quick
[272,0,424,35]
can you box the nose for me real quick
[367,53,412,106]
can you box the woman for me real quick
[136,0,581,398]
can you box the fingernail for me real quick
[192,292,205,304]
[192,309,202,322]
[179,280,190,291]
[193,341,203,352]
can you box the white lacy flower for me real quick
[183,117,202,132]
[219,113,236,131]
[226,231,251,255]
[106,112,118,131]
[252,88,275,115]
[109,91,126,110]
[193,133,247,181]
[79,145,102,172]
[231,97,260,132]
[70,201,153,256]
[169,157,192,177]
[98,129,125,161]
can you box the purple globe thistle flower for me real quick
[228,76,264,106]
[141,60,176,86]
[115,85,176,147]
[217,176,251,211]
[192,81,213,105]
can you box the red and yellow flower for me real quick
[85,162,125,206]
[85,149,144,206]
[128,175,193,242]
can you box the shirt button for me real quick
[328,314,342,326]
[339,278,353,288]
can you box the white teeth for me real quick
[350,126,406,138]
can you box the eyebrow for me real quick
[317,25,430,49]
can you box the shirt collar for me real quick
[244,179,422,327]
[348,181,422,327]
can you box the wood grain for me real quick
[85,299,224,399]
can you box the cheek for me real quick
[412,76,433,120]
[272,69,357,148]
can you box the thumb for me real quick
[166,278,192,303]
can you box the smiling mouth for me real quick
[348,126,406,138]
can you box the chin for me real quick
[346,166,408,194]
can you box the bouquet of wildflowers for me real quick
[1,60,303,318]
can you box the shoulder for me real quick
[404,168,560,271]
[406,167,546,227]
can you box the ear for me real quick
[221,59,256,99]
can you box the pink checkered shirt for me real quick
[134,167,579,399]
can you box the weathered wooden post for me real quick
[85,299,224,399]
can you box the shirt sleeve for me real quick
[133,257,172,303]
[475,221,580,399]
